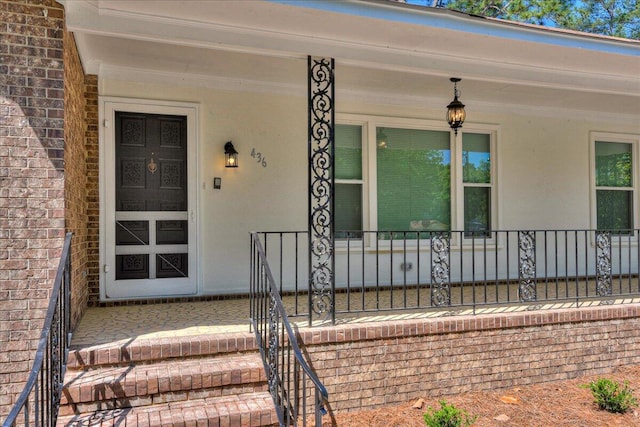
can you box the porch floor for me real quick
[71,299,252,348]
[70,288,639,348]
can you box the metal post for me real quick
[518,231,537,301]
[596,231,613,296]
[308,56,335,325]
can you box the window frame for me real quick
[334,119,370,237]
[335,114,499,246]
[590,131,640,237]
[455,127,498,241]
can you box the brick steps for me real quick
[57,392,278,426]
[60,354,268,414]
[58,332,278,426]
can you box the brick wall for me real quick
[84,75,99,306]
[0,0,93,417]
[63,24,89,328]
[0,0,67,416]
[298,305,640,414]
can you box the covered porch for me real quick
[6,0,638,424]
[60,0,640,307]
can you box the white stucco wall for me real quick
[99,77,640,296]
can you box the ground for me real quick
[327,365,640,426]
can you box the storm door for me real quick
[103,103,198,300]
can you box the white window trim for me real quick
[455,124,500,244]
[336,114,500,249]
[589,131,640,239]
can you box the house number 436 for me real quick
[251,148,267,168]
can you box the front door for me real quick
[102,100,198,300]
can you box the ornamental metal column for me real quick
[595,231,613,296]
[518,231,537,301]
[430,233,451,306]
[308,56,335,325]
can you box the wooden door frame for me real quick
[99,97,200,301]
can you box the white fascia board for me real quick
[270,0,640,57]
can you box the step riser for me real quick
[67,333,258,369]
[61,358,267,405]
[59,383,269,416]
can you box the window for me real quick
[334,115,497,238]
[376,127,450,232]
[335,124,363,237]
[592,133,638,233]
[462,133,492,237]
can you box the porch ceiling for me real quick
[62,0,640,120]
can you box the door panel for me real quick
[116,113,187,212]
[103,104,198,300]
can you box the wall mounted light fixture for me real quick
[446,77,466,135]
[376,128,388,149]
[224,141,238,168]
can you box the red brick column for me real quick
[0,0,89,417]
[63,26,89,329]
[84,74,100,307]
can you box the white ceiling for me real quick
[61,0,640,121]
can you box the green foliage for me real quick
[586,378,638,413]
[423,400,478,427]
[410,0,640,40]
[570,0,640,40]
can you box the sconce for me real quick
[446,77,466,135]
[224,141,238,168]
[376,128,388,149]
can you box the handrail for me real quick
[3,232,73,427]
[250,232,328,426]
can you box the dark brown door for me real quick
[114,112,189,282]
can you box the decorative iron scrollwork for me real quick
[51,307,62,413]
[518,231,537,301]
[431,233,451,306]
[308,56,335,323]
[596,231,612,296]
[267,294,279,396]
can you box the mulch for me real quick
[325,365,640,426]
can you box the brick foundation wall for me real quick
[297,305,640,414]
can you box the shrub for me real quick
[423,400,477,427]
[586,378,638,414]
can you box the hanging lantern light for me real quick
[446,77,466,135]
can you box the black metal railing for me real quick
[3,232,73,427]
[250,233,329,426]
[257,229,640,323]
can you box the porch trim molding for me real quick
[94,64,638,125]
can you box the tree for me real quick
[406,0,640,39]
